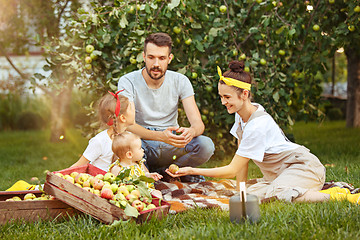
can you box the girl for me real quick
[109,131,163,198]
[166,60,360,204]
[71,90,135,172]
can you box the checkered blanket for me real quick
[155,180,359,214]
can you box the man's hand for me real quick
[162,126,195,148]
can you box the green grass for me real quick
[1,121,360,239]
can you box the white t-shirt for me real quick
[230,104,299,162]
[118,69,194,130]
[82,129,113,171]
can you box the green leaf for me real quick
[168,0,180,11]
[191,23,202,29]
[135,181,152,198]
[195,41,204,52]
[136,52,143,62]
[124,204,139,218]
[34,73,46,80]
[119,14,128,28]
[288,28,296,36]
[273,91,280,102]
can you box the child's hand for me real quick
[146,172,163,181]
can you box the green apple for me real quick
[312,24,320,31]
[173,26,181,34]
[85,63,92,70]
[126,184,135,192]
[110,183,119,193]
[64,175,75,184]
[127,6,135,14]
[24,193,36,200]
[130,57,137,64]
[118,185,130,196]
[70,172,79,179]
[256,0,263,3]
[244,66,250,72]
[191,72,198,79]
[239,53,246,60]
[287,100,292,106]
[260,58,267,65]
[85,44,94,53]
[355,6,360,13]
[85,56,92,64]
[131,189,141,199]
[348,25,355,32]
[278,50,286,56]
[219,5,227,13]
[55,172,64,178]
[232,49,238,56]
[147,203,156,210]
[103,172,115,183]
[90,52,98,60]
[185,38,192,45]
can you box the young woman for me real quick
[71,90,135,172]
[166,60,360,204]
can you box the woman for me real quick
[166,60,358,203]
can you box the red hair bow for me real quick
[107,89,125,126]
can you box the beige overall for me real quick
[237,111,326,202]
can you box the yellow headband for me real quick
[217,66,251,91]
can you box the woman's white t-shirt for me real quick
[230,103,299,162]
[82,129,113,171]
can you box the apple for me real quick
[136,4,141,11]
[147,204,156,210]
[127,5,135,14]
[219,5,227,13]
[126,184,135,192]
[102,183,112,192]
[142,197,152,205]
[191,72,198,79]
[312,24,320,31]
[101,188,114,200]
[74,183,82,188]
[118,186,130,196]
[256,0,262,3]
[64,175,75,184]
[85,63,92,70]
[173,26,181,34]
[119,200,127,208]
[90,52,98,60]
[239,53,246,60]
[114,193,126,201]
[83,180,91,188]
[93,179,105,190]
[348,25,355,32]
[355,6,360,13]
[328,0,335,4]
[55,172,64,178]
[287,100,292,106]
[132,200,145,212]
[89,177,98,187]
[95,174,104,180]
[93,189,101,196]
[70,172,79,179]
[85,56,92,64]
[110,183,119,193]
[83,187,93,193]
[75,173,88,185]
[232,49,238,56]
[258,39,265,45]
[131,189,141,199]
[185,38,192,45]
[85,44,94,53]
[12,196,22,201]
[103,172,115,183]
[244,66,250,72]
[125,193,137,203]
[129,57,137,64]
[24,193,36,200]
[259,58,267,65]
[278,50,286,56]
[168,164,179,174]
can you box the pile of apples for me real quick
[55,172,157,213]
[5,193,55,201]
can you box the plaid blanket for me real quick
[155,180,360,214]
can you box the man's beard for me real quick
[145,65,166,80]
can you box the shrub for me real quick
[15,112,45,130]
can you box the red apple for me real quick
[101,188,114,200]
[125,194,137,203]
[131,189,141,199]
[93,179,105,190]
[132,200,145,212]
[83,180,91,188]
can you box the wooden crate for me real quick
[0,190,80,225]
[44,164,170,224]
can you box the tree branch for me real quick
[0,42,29,80]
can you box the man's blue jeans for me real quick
[141,133,215,173]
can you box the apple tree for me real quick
[33,0,360,155]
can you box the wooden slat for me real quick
[44,182,119,224]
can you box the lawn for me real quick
[1,121,360,239]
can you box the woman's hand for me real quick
[165,167,194,177]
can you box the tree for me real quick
[32,0,360,154]
[0,0,81,140]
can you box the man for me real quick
[118,33,214,182]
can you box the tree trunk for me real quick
[49,86,72,142]
[345,48,360,128]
